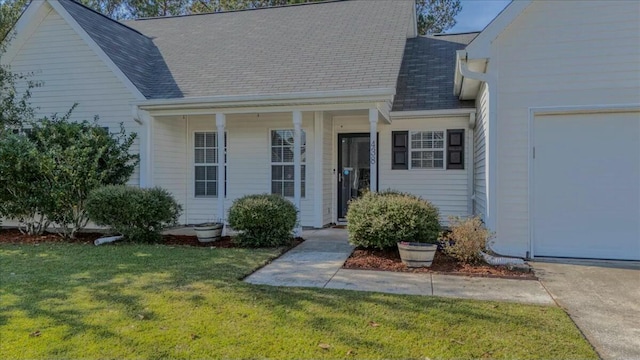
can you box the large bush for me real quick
[0,132,53,234]
[86,185,182,243]
[347,191,441,249]
[30,116,137,238]
[442,216,492,264]
[228,194,297,247]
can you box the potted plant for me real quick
[194,221,223,243]
[397,241,438,268]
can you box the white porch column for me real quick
[369,108,378,192]
[313,111,324,228]
[137,109,154,188]
[293,111,303,236]
[216,113,226,228]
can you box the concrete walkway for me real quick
[532,259,640,360]
[245,228,554,306]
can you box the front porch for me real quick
[136,93,476,230]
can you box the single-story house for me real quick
[3,0,639,260]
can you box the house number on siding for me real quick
[370,140,377,165]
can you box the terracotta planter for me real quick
[397,242,437,268]
[194,223,223,243]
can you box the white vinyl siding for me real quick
[4,7,141,186]
[333,115,472,224]
[184,113,315,226]
[490,0,640,257]
[270,129,306,198]
[153,116,187,224]
[410,131,445,169]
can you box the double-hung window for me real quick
[270,129,305,197]
[194,132,226,197]
[410,131,445,169]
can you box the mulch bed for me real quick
[0,229,102,245]
[0,229,303,249]
[344,247,537,279]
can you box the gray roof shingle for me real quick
[392,32,478,112]
[123,0,413,99]
[58,0,470,110]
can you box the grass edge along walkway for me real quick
[0,243,597,359]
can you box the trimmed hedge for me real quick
[86,185,182,243]
[228,194,297,247]
[346,191,441,249]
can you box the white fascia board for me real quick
[47,0,146,100]
[2,0,51,64]
[408,0,418,38]
[465,0,532,59]
[141,101,389,118]
[390,108,476,120]
[454,51,488,100]
[136,88,396,108]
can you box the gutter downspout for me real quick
[468,112,476,216]
[458,56,498,236]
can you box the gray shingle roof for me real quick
[59,0,182,99]
[392,32,478,112]
[122,0,413,98]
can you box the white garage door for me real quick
[533,111,640,260]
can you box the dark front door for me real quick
[337,133,372,220]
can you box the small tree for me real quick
[27,115,139,238]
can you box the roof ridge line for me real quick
[432,31,482,36]
[62,0,149,38]
[132,0,346,21]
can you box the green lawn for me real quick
[0,243,596,359]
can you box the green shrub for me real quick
[442,216,492,264]
[228,194,297,247]
[346,191,441,249]
[86,185,182,243]
[29,116,137,239]
[0,132,53,234]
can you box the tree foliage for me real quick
[0,110,138,237]
[0,0,28,41]
[0,132,53,235]
[416,0,462,35]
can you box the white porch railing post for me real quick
[369,108,378,192]
[293,111,303,236]
[216,113,226,231]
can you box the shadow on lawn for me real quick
[0,244,275,349]
[0,243,586,358]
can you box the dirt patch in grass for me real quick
[344,247,536,279]
[0,229,303,249]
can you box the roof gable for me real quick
[393,33,477,112]
[124,0,414,99]
[57,0,181,99]
[464,0,532,59]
